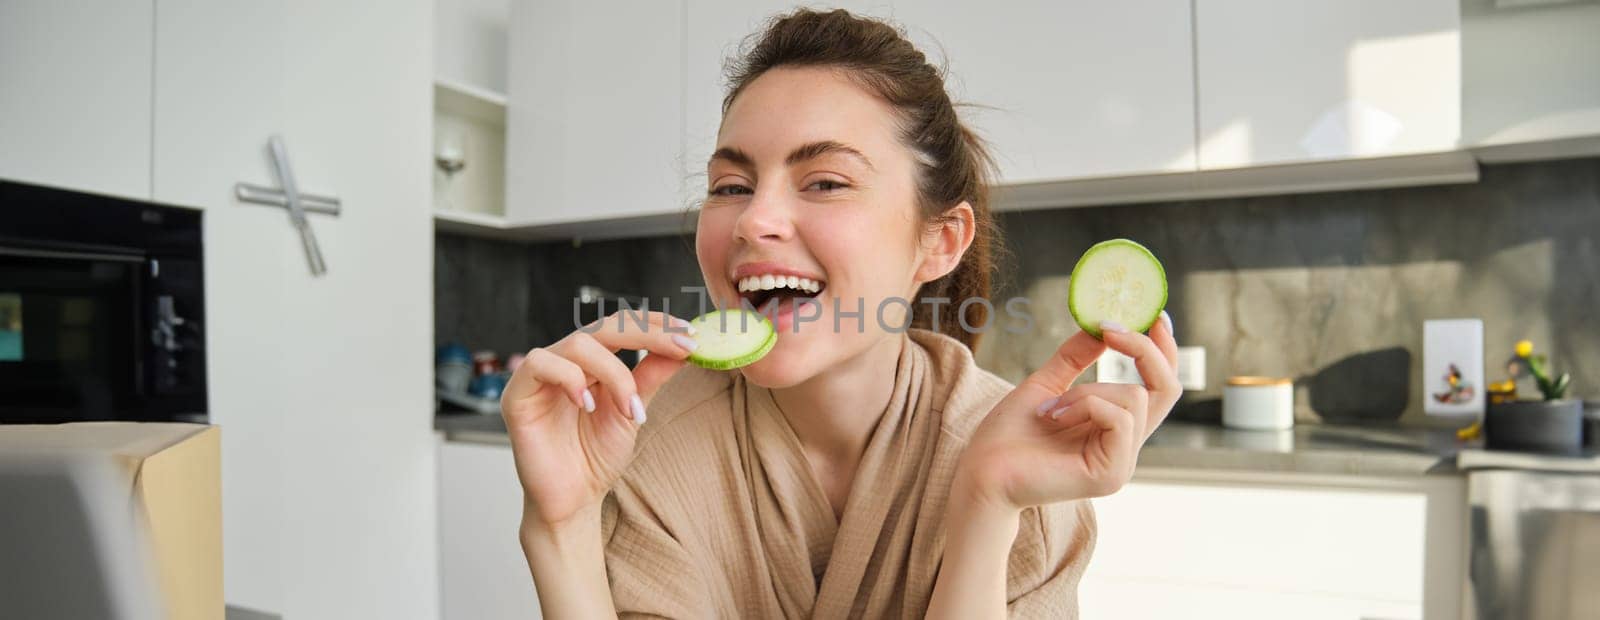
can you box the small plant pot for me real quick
[1485,399,1584,454]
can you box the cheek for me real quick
[806,205,919,289]
[695,210,738,301]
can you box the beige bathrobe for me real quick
[601,329,1097,619]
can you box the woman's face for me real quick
[696,67,930,388]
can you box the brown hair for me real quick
[722,8,1002,350]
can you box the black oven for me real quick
[0,180,206,423]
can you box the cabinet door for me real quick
[682,0,896,203]
[154,1,439,617]
[1196,0,1459,169]
[439,440,543,619]
[0,2,153,199]
[506,0,684,225]
[899,0,1196,184]
[1083,480,1429,618]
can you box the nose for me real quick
[733,186,794,245]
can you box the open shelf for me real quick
[433,78,506,127]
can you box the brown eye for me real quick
[710,184,753,196]
[805,180,849,192]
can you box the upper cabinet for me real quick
[1195,0,1461,169]
[899,0,1197,183]
[0,2,154,200]
[1462,0,1600,153]
[506,0,685,226]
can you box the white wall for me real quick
[150,0,440,617]
[0,1,153,199]
[435,0,510,93]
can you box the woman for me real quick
[502,9,1180,618]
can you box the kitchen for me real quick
[2,0,1598,619]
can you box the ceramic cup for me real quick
[1223,376,1294,430]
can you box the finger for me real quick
[555,333,645,426]
[1151,310,1178,369]
[502,347,590,413]
[1041,383,1149,431]
[633,353,688,408]
[1021,330,1107,397]
[1098,322,1181,402]
[581,311,698,360]
[1078,396,1138,493]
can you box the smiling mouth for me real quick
[735,273,827,311]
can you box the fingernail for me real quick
[629,394,647,425]
[1049,404,1072,420]
[1160,310,1174,335]
[671,317,696,335]
[1036,395,1062,415]
[581,389,596,413]
[672,334,698,351]
[1100,320,1128,334]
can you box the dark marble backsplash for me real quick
[436,157,1600,424]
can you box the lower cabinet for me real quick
[1080,473,1467,620]
[438,438,543,619]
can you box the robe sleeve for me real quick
[1003,499,1098,619]
[600,479,716,619]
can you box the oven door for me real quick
[0,246,203,423]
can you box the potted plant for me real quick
[1484,340,1583,454]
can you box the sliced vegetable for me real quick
[685,309,777,370]
[1068,238,1168,339]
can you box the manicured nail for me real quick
[670,316,696,335]
[672,334,698,351]
[1036,395,1062,415]
[1049,404,1072,420]
[629,394,647,425]
[1160,310,1174,335]
[581,389,596,413]
[1100,320,1128,334]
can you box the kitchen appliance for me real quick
[0,180,206,423]
[1460,448,1600,619]
[1222,376,1294,430]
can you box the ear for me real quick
[914,201,976,284]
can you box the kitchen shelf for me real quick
[433,78,506,127]
[432,209,518,238]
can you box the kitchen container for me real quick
[1223,376,1294,430]
[1485,399,1584,454]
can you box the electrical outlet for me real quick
[1096,346,1206,390]
[1095,350,1142,385]
[1177,346,1206,391]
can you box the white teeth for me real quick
[736,273,826,293]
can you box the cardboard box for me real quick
[0,422,221,620]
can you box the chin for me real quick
[736,339,817,389]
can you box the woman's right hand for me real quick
[500,311,696,529]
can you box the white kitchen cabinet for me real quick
[438,438,543,620]
[505,0,685,226]
[1081,474,1467,620]
[1463,0,1600,158]
[0,1,153,199]
[153,1,439,617]
[1195,0,1460,169]
[899,0,1197,184]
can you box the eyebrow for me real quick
[708,141,875,171]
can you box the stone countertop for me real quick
[437,413,1467,478]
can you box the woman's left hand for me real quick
[955,313,1181,511]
